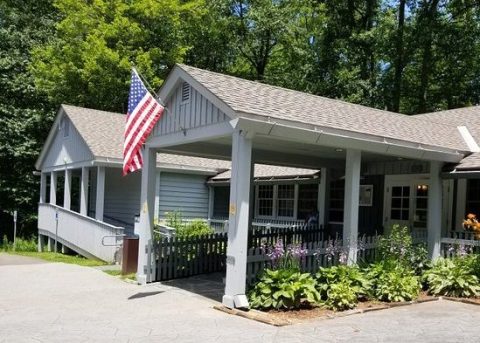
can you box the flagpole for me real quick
[132,67,166,107]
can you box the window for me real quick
[297,184,318,220]
[277,184,295,218]
[413,185,428,228]
[466,179,480,215]
[257,185,274,217]
[213,186,230,218]
[390,186,410,220]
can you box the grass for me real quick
[5,251,107,267]
[103,269,136,280]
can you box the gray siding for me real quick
[104,168,141,228]
[152,82,228,137]
[42,116,93,169]
[158,172,209,219]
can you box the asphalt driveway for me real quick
[1,253,480,342]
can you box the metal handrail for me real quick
[101,234,126,247]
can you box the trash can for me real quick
[122,236,139,275]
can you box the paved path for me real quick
[0,252,47,265]
[1,257,480,342]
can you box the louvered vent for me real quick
[181,82,190,102]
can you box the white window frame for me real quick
[254,183,299,220]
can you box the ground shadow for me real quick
[161,272,224,303]
[128,291,165,300]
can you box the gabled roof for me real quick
[175,64,469,153]
[415,106,480,171]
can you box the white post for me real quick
[80,167,89,216]
[318,167,327,227]
[208,186,214,219]
[136,147,157,285]
[428,161,443,260]
[154,172,161,222]
[63,169,72,210]
[95,166,105,221]
[223,130,252,309]
[343,149,361,265]
[49,172,57,205]
[39,173,47,203]
[455,179,467,231]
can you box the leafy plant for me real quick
[367,261,420,302]
[423,257,480,298]
[165,211,184,230]
[248,269,320,310]
[176,220,213,238]
[263,240,307,271]
[315,265,370,310]
[0,236,37,252]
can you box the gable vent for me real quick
[181,82,190,102]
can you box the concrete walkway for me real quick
[1,256,480,342]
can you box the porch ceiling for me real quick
[158,135,415,170]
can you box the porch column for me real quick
[154,172,161,221]
[39,173,47,203]
[455,179,467,231]
[136,147,157,285]
[318,168,327,227]
[80,167,89,216]
[343,149,361,265]
[427,161,442,260]
[223,130,252,309]
[207,186,214,219]
[63,169,72,210]
[95,166,105,221]
[49,172,57,205]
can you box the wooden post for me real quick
[49,172,57,205]
[80,167,89,216]
[95,166,105,221]
[223,130,252,309]
[428,161,442,260]
[63,169,72,210]
[40,173,47,203]
[136,147,157,285]
[343,149,361,265]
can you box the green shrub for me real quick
[249,269,321,310]
[367,261,420,302]
[165,211,184,230]
[315,265,370,310]
[0,236,37,252]
[423,257,480,298]
[378,225,429,275]
[176,219,213,238]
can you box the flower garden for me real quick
[247,223,480,318]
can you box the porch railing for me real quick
[38,203,124,262]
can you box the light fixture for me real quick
[335,148,344,152]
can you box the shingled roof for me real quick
[415,106,480,170]
[177,64,469,153]
[43,105,319,178]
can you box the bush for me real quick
[315,265,370,310]
[176,220,213,238]
[367,261,420,302]
[249,268,321,310]
[378,225,429,275]
[0,235,37,252]
[423,257,480,298]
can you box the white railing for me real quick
[38,203,124,262]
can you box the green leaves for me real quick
[248,268,321,310]
[423,257,480,298]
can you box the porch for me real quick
[134,65,471,308]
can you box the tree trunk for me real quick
[392,0,406,112]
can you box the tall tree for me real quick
[0,0,58,235]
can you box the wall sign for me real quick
[359,185,373,206]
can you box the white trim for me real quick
[457,126,480,152]
[64,169,72,210]
[80,167,89,216]
[95,166,105,221]
[154,172,161,221]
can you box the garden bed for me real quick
[215,292,438,326]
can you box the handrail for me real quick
[39,203,124,231]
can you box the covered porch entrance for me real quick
[135,64,467,308]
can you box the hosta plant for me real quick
[248,268,321,310]
[315,265,370,310]
[367,261,420,302]
[423,257,480,298]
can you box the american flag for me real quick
[123,69,164,175]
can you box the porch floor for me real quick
[160,272,225,303]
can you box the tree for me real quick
[0,0,58,236]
